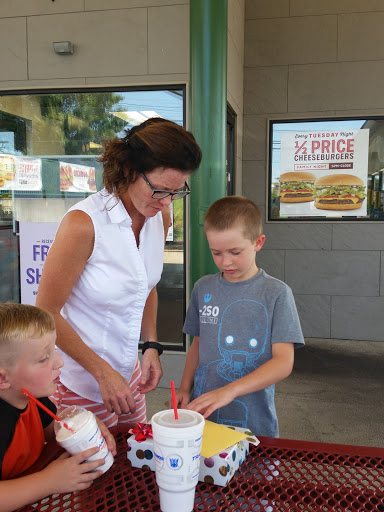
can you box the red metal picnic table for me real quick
[16,428,384,511]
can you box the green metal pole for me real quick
[189,0,227,287]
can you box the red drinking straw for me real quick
[170,380,179,420]
[21,388,74,432]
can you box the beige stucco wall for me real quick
[243,0,384,208]
[243,0,384,341]
[0,1,189,90]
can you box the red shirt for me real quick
[0,397,56,479]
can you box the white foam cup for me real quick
[54,405,114,474]
[151,409,205,512]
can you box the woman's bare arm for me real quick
[36,211,136,414]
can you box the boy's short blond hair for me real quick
[0,303,55,363]
[204,196,263,241]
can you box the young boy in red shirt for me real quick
[0,303,116,512]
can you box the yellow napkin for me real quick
[201,420,247,458]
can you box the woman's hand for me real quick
[97,366,137,415]
[138,348,163,393]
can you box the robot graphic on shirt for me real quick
[194,299,269,428]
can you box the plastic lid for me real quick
[54,405,89,436]
[155,410,200,428]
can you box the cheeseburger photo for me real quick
[280,171,316,203]
[0,155,16,181]
[60,164,72,190]
[314,174,366,211]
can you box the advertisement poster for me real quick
[60,161,96,193]
[166,202,174,242]
[0,154,42,191]
[19,222,58,305]
[280,129,369,217]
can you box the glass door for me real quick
[0,86,187,350]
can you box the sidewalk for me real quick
[276,337,384,447]
[145,338,384,448]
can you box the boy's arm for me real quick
[0,446,105,512]
[173,336,200,408]
[186,342,294,418]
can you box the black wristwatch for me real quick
[141,341,163,356]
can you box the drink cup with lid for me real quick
[54,405,114,475]
[151,409,205,512]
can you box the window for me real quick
[0,86,187,350]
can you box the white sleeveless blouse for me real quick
[57,189,165,402]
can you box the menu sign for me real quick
[280,129,369,217]
[166,203,174,242]
[60,161,96,193]
[0,154,42,191]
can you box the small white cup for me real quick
[54,405,114,475]
[151,409,205,512]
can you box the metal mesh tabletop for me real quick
[18,431,384,512]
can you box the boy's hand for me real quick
[169,389,190,409]
[96,417,117,456]
[42,447,104,493]
[186,387,235,419]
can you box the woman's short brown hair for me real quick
[100,117,202,196]
[204,196,263,241]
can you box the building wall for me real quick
[0,0,244,186]
[0,1,190,90]
[243,0,384,341]
[0,1,245,384]
[227,0,245,195]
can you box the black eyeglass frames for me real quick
[140,172,190,200]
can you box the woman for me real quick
[36,118,202,428]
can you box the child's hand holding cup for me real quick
[54,405,114,475]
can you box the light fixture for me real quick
[53,41,74,55]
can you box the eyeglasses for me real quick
[140,172,190,200]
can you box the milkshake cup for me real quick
[151,409,205,512]
[54,405,114,474]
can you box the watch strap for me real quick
[142,341,163,356]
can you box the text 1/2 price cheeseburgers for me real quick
[314,174,366,211]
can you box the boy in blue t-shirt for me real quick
[175,196,304,437]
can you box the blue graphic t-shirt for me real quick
[183,269,304,437]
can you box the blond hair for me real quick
[0,303,55,349]
[204,196,263,241]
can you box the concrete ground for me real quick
[145,338,384,448]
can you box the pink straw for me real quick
[170,381,179,420]
[21,388,74,432]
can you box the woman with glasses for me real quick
[36,118,202,428]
